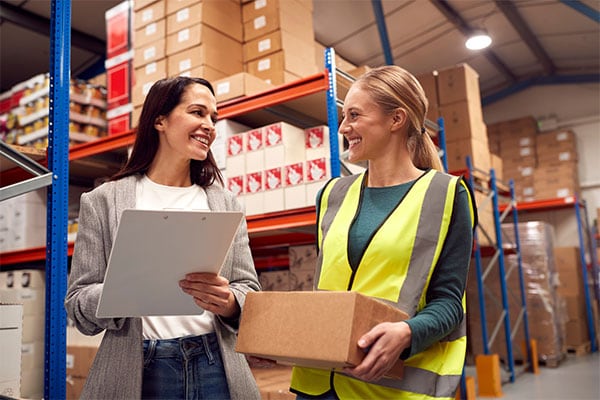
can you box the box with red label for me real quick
[215,120,250,172]
[227,175,245,197]
[245,171,264,216]
[264,166,284,213]
[284,162,306,210]
[245,128,265,173]
[105,1,133,59]
[305,125,344,160]
[263,122,306,169]
[226,134,246,177]
[106,103,134,136]
[105,51,134,109]
[305,157,330,206]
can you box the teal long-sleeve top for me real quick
[317,176,473,359]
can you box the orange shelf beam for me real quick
[69,129,135,160]
[218,72,329,119]
[499,196,580,213]
[246,206,316,234]
[1,242,74,266]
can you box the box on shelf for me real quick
[166,25,243,76]
[133,38,166,69]
[132,59,167,107]
[166,0,243,42]
[243,30,316,64]
[0,303,23,399]
[106,51,134,109]
[436,63,481,106]
[105,0,133,59]
[246,50,318,86]
[213,72,273,103]
[134,17,166,48]
[133,0,165,31]
[242,0,314,43]
[236,291,408,377]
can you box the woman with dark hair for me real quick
[65,76,261,399]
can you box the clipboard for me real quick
[96,209,243,318]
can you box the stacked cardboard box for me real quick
[65,326,103,399]
[466,222,565,365]
[0,189,47,252]
[417,64,491,176]
[251,365,294,400]
[534,130,580,200]
[554,246,594,350]
[242,0,318,85]
[225,122,340,216]
[0,270,46,399]
[0,303,23,398]
[487,116,538,201]
[105,0,135,135]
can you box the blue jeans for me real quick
[142,333,230,399]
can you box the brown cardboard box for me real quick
[242,0,314,43]
[445,136,491,174]
[132,58,167,107]
[66,345,98,378]
[166,0,243,42]
[436,63,481,106]
[554,247,585,295]
[243,30,315,63]
[66,376,86,400]
[166,26,243,76]
[415,71,439,121]
[134,0,165,31]
[438,100,486,141]
[213,72,273,103]
[236,291,408,376]
[134,18,165,48]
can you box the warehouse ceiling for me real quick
[0,0,598,105]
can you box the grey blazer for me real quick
[65,175,261,400]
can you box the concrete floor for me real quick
[469,352,600,399]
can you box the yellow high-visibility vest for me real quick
[291,169,476,400]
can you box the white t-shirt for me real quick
[135,174,215,339]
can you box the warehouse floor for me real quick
[488,352,599,399]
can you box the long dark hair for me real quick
[110,76,224,186]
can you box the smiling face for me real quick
[339,84,397,163]
[154,83,218,163]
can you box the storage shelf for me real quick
[1,72,331,267]
[0,242,74,266]
[499,196,580,212]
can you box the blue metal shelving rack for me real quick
[466,156,532,384]
[44,0,70,398]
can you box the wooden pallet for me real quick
[564,342,591,356]
[538,352,566,368]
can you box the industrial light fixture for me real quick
[465,31,492,50]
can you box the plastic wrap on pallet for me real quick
[466,221,565,365]
[503,221,565,363]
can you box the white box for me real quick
[21,340,44,371]
[225,134,246,176]
[264,167,284,214]
[245,171,264,216]
[227,175,245,197]
[0,303,23,398]
[305,125,344,160]
[305,157,330,206]
[263,122,306,169]
[245,129,264,173]
[0,288,45,317]
[216,120,250,171]
[284,163,307,210]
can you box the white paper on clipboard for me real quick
[96,209,243,318]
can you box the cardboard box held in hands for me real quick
[236,291,409,378]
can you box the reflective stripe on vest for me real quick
[291,169,471,400]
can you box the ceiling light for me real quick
[465,31,492,50]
